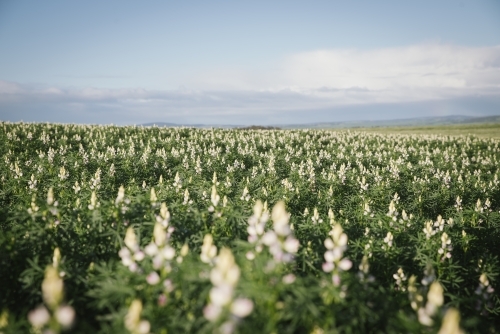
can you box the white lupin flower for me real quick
[211,185,220,207]
[434,215,445,231]
[383,232,393,249]
[393,268,407,291]
[42,266,63,310]
[438,308,463,334]
[28,174,38,191]
[438,232,452,261]
[204,248,253,332]
[311,207,323,224]
[88,191,99,210]
[475,199,483,213]
[323,224,352,286]
[423,221,436,239]
[200,234,218,264]
[54,305,75,328]
[240,186,250,201]
[157,202,171,227]
[58,166,69,180]
[231,298,254,317]
[150,187,157,204]
[47,187,55,206]
[115,185,125,206]
[125,300,150,334]
[72,181,81,193]
[183,188,192,205]
[386,201,398,221]
[28,306,50,328]
[173,172,182,191]
[146,271,160,285]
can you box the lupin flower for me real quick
[363,203,374,217]
[119,228,145,272]
[419,281,444,326]
[246,200,269,260]
[434,215,445,231]
[393,268,407,291]
[382,232,393,250]
[173,172,182,191]
[28,248,75,332]
[200,234,218,264]
[357,255,374,283]
[359,176,368,192]
[116,185,125,206]
[176,244,189,264]
[156,202,171,228]
[203,248,253,333]
[124,300,150,334]
[28,174,38,191]
[399,210,412,227]
[212,172,220,186]
[328,208,335,225]
[311,207,323,224]
[58,166,69,181]
[183,189,192,205]
[438,232,452,261]
[144,222,176,272]
[88,191,99,210]
[423,221,436,239]
[386,201,398,222]
[260,201,299,264]
[409,274,443,327]
[109,163,115,177]
[240,186,250,201]
[27,196,40,215]
[475,199,483,213]
[322,224,352,286]
[454,196,462,211]
[407,276,422,311]
[72,181,81,194]
[438,308,463,334]
[89,168,101,190]
[208,185,220,212]
[150,187,158,205]
[475,273,495,312]
[47,187,55,206]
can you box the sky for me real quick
[0,0,499,125]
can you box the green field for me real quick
[347,122,500,139]
[0,121,499,333]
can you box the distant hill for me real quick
[142,115,500,129]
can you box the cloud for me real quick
[1,43,499,124]
[278,44,500,100]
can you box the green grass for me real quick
[342,122,500,139]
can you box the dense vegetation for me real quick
[0,122,499,333]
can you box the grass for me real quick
[341,122,500,139]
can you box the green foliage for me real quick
[0,122,499,333]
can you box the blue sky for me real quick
[1,0,499,125]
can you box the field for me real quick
[0,121,499,333]
[348,122,500,139]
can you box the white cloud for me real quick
[158,43,500,105]
[280,44,500,100]
[1,43,499,124]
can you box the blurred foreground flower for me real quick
[322,224,352,287]
[204,247,253,333]
[28,248,75,332]
[125,300,150,334]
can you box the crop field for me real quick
[349,123,500,139]
[0,121,499,333]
